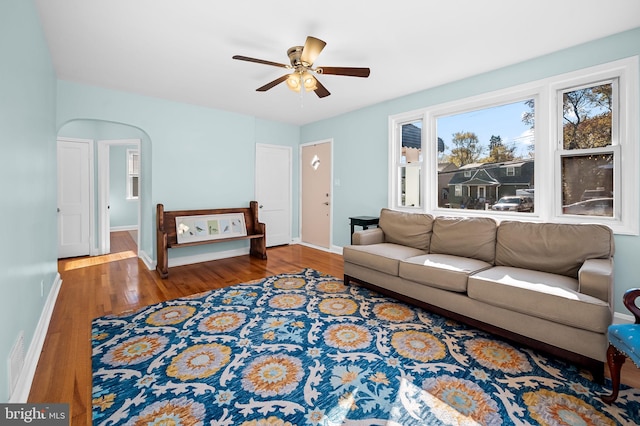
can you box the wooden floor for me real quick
[28,231,640,425]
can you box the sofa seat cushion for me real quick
[468,266,611,333]
[399,254,492,292]
[343,243,426,276]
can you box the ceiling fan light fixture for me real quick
[286,73,301,92]
[302,71,317,92]
[286,71,316,93]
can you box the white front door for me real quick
[57,138,92,258]
[255,144,292,247]
[301,141,332,249]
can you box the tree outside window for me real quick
[560,82,614,216]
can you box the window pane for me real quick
[128,151,140,175]
[132,176,139,198]
[561,153,613,217]
[400,166,421,207]
[562,83,612,150]
[437,99,535,211]
[401,121,422,163]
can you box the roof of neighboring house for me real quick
[438,162,458,172]
[448,159,534,186]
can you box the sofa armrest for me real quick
[578,258,614,303]
[352,228,385,245]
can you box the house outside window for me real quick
[388,57,638,235]
[127,149,139,200]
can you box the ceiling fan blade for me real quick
[313,77,331,98]
[233,55,289,69]
[300,36,326,66]
[319,66,371,78]
[256,74,290,92]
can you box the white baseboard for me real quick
[139,249,155,271]
[9,273,62,403]
[296,241,343,255]
[613,311,634,324]
[110,225,138,232]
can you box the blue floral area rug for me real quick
[92,268,640,425]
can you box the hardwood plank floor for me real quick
[28,231,640,425]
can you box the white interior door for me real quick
[301,141,332,249]
[57,138,92,258]
[255,144,292,247]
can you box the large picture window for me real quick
[436,99,535,212]
[389,57,638,235]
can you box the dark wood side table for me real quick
[349,216,380,244]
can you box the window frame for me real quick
[388,56,638,235]
[389,114,424,211]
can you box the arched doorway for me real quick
[56,119,152,263]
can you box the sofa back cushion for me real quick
[429,216,497,263]
[495,221,614,278]
[379,208,433,250]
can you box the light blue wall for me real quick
[109,145,139,229]
[56,81,300,261]
[0,0,57,402]
[301,27,640,313]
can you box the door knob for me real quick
[259,205,264,208]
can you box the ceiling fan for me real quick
[232,36,370,98]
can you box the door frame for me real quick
[57,137,95,257]
[97,138,141,255]
[299,139,334,251]
[255,143,293,247]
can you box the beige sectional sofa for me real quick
[343,208,615,380]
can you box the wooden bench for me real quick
[156,201,267,278]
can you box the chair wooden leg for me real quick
[602,344,627,404]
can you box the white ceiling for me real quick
[35,0,640,126]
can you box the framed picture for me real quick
[175,213,247,244]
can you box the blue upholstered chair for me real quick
[602,288,640,404]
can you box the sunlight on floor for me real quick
[61,250,138,271]
[392,377,482,425]
[319,378,482,425]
